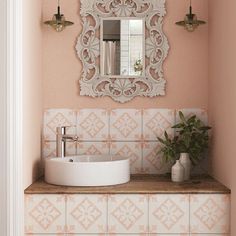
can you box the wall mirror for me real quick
[101,18,145,77]
[76,0,169,103]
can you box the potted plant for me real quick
[133,58,143,75]
[158,111,211,182]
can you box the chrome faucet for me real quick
[56,126,78,158]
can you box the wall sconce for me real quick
[44,0,74,32]
[176,0,206,32]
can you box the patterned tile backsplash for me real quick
[43,108,208,174]
[25,194,230,235]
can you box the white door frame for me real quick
[0,0,24,235]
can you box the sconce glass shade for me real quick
[176,3,206,32]
[44,4,74,32]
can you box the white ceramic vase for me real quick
[171,160,185,183]
[179,153,191,181]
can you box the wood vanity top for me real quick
[24,175,230,194]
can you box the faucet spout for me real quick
[56,126,78,158]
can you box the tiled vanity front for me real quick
[25,176,231,235]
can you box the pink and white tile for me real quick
[150,234,189,236]
[149,194,190,234]
[108,194,148,234]
[190,234,230,236]
[107,234,148,236]
[43,109,77,141]
[142,142,172,174]
[25,194,66,234]
[110,109,142,141]
[66,194,107,234]
[67,234,106,236]
[26,234,65,236]
[77,142,109,156]
[65,141,77,156]
[77,109,109,141]
[143,109,175,141]
[42,141,76,158]
[190,194,230,234]
[110,142,142,174]
[176,108,208,125]
[42,142,56,158]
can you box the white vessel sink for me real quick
[44,155,130,186]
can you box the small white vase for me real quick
[171,160,185,183]
[179,153,191,181]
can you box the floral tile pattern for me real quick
[110,142,142,174]
[64,141,77,156]
[25,193,230,235]
[110,109,142,141]
[143,109,175,141]
[190,234,230,236]
[26,234,65,236]
[42,108,209,174]
[42,142,56,159]
[66,194,107,234]
[77,109,109,141]
[77,142,109,156]
[107,234,148,236]
[108,194,148,234]
[142,142,172,174]
[66,234,106,236]
[25,194,66,234]
[42,141,76,158]
[151,234,189,236]
[190,194,230,234]
[149,194,190,234]
[43,109,77,141]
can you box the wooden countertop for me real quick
[24,175,230,194]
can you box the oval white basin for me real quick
[44,155,130,186]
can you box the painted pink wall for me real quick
[23,0,43,188]
[42,0,208,109]
[208,0,236,234]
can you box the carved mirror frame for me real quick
[76,0,169,103]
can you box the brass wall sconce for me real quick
[176,0,206,32]
[44,0,74,32]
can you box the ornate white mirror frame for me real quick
[76,0,169,103]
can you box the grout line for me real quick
[106,194,109,235]
[141,109,144,171]
[63,194,67,235]
[43,140,160,143]
[108,110,111,156]
[147,193,150,235]
[189,194,191,235]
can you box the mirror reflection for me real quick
[101,19,144,77]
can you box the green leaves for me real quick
[179,111,186,123]
[157,132,179,162]
[157,111,211,164]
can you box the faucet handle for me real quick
[62,135,78,142]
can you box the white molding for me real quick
[76,0,169,103]
[0,0,24,235]
[0,0,8,234]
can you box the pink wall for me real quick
[42,0,208,109]
[23,0,43,188]
[208,0,236,234]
